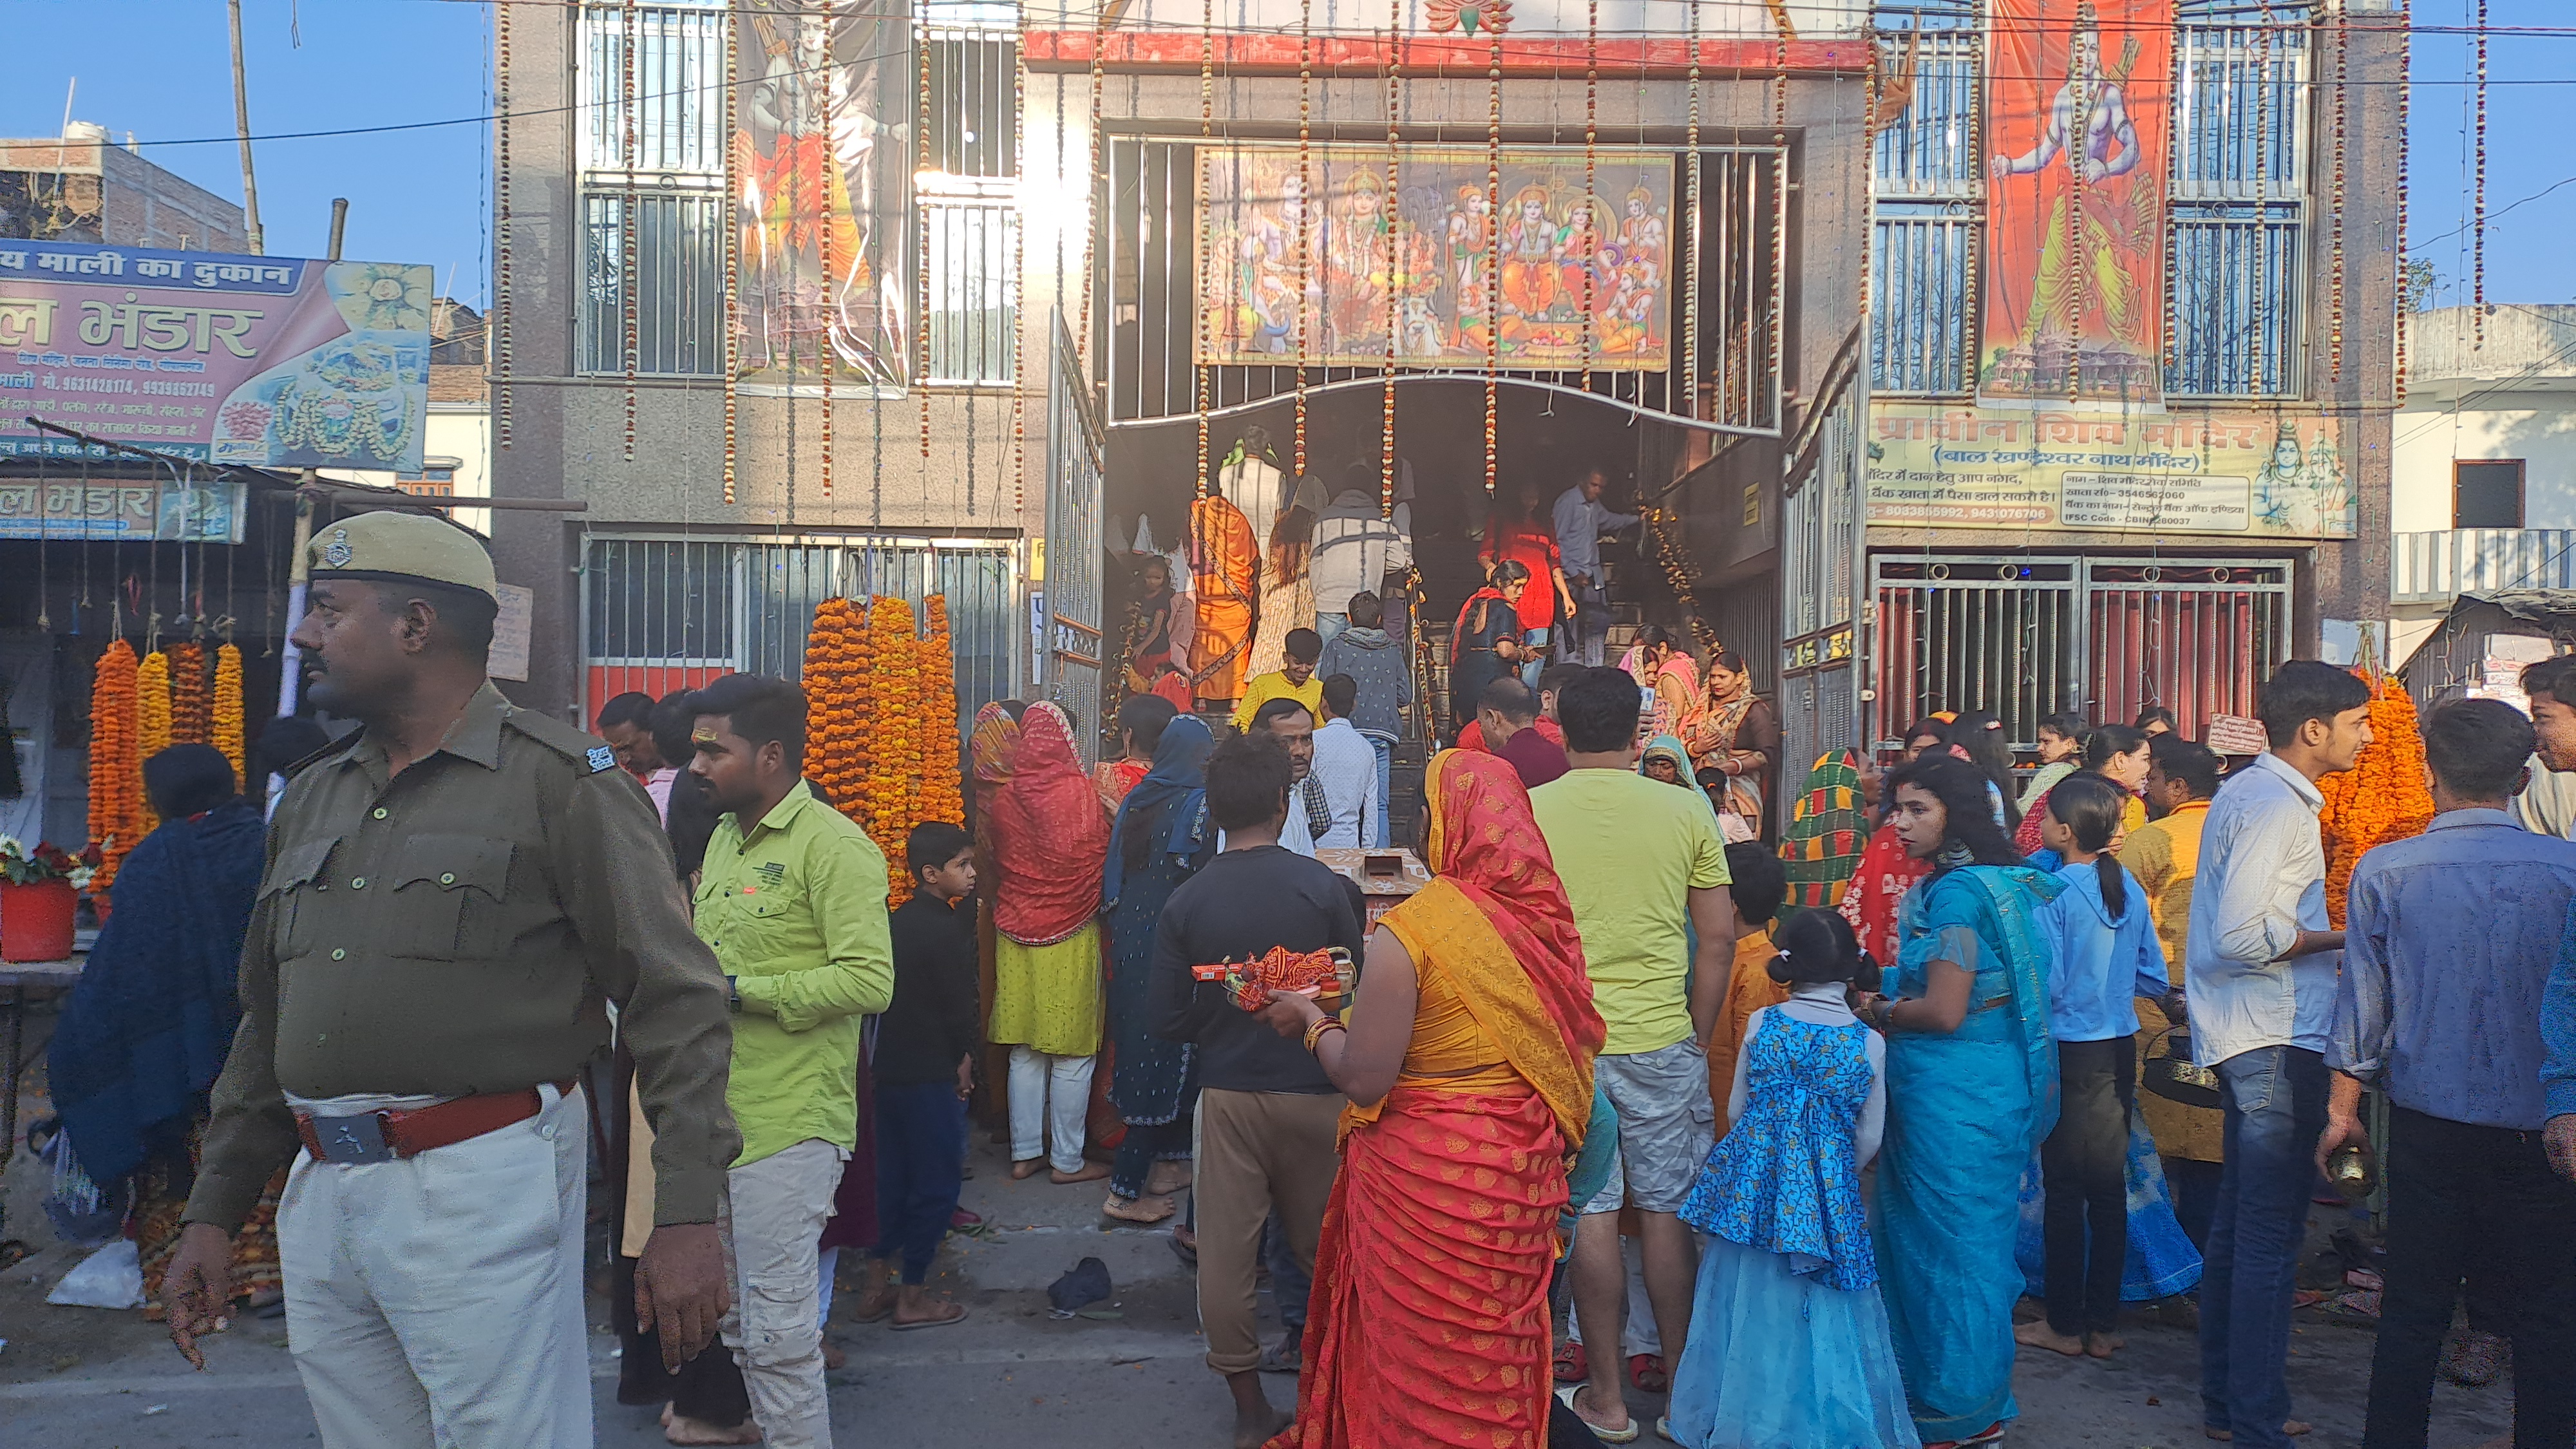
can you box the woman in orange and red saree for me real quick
[969,701,1027,1134]
[1191,494,1258,706]
[1258,750,1605,1449]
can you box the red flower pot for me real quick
[1,878,78,962]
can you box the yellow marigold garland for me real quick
[916,596,965,830]
[2316,672,2434,927]
[171,641,211,746]
[213,644,247,789]
[867,596,925,904]
[88,639,141,895]
[800,594,969,905]
[136,649,173,835]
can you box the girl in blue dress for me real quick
[1667,909,1920,1449]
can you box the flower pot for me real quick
[1,878,78,962]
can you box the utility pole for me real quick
[227,0,264,254]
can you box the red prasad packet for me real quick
[1190,945,1356,1013]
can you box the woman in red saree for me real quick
[1258,750,1605,1449]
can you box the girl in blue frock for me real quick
[1667,910,1920,1449]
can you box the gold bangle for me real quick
[1303,1016,1345,1055]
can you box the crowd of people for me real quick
[28,506,2576,1449]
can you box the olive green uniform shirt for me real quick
[694,781,895,1168]
[185,683,740,1232]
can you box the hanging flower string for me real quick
[213,643,247,789]
[917,596,965,831]
[171,640,211,746]
[88,639,142,896]
[135,648,173,836]
[2316,672,2434,927]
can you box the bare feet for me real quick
[821,1340,847,1370]
[2084,1331,2125,1359]
[1010,1158,1046,1180]
[1226,1369,1289,1449]
[1144,1160,1193,1196]
[1103,1191,1177,1224]
[889,1283,969,1331]
[662,1405,762,1446]
[2012,1320,2085,1358]
[848,1273,898,1324]
[1051,1160,1112,1185]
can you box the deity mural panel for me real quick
[1198,145,1674,371]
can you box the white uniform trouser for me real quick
[279,1083,589,1449]
[1007,1046,1095,1174]
[722,1137,848,1449]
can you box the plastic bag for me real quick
[47,1239,145,1310]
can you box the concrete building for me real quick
[2391,303,2576,662]
[0,122,249,251]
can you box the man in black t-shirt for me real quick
[1150,732,1362,1448]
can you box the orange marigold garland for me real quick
[213,644,246,789]
[88,639,142,895]
[866,595,925,904]
[916,596,965,829]
[802,597,870,815]
[2315,672,2434,927]
[171,641,211,746]
[136,648,173,835]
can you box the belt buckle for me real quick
[310,1111,396,1164]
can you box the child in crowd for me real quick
[2018,773,2179,1361]
[850,822,982,1331]
[1706,843,1791,1134]
[1666,911,1918,1449]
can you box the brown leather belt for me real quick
[294,1079,578,1165]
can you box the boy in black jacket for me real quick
[849,822,980,1331]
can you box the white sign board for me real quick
[489,582,533,683]
[2204,712,2268,757]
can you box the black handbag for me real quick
[2142,1025,2224,1110]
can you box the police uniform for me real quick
[185,512,739,1449]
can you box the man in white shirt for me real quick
[1307,675,1376,849]
[1551,467,1639,667]
[1242,696,1322,857]
[2184,659,2371,1449]
[2514,654,2576,838]
[1310,482,1415,647]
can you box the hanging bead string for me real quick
[2160,14,2179,390]
[2328,0,2347,384]
[1381,0,1400,520]
[722,6,739,504]
[1683,0,1701,421]
[1859,24,1879,397]
[2252,1,2272,391]
[2474,0,2488,349]
[1580,0,1598,393]
[820,6,837,502]
[1010,6,1028,514]
[1294,0,1314,481]
[1482,23,1502,493]
[1768,15,1788,421]
[1079,3,1106,372]
[1195,0,1215,500]
[495,0,513,451]
[621,0,640,461]
[2394,1,2412,402]
[919,15,936,457]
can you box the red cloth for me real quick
[1837,820,1930,966]
[1479,522,1564,631]
[1149,672,1195,714]
[985,703,1112,946]
[1496,724,1570,790]
[1422,750,1602,1068]
[1455,715,1563,754]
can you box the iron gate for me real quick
[1870,553,2294,747]
[1043,312,1106,762]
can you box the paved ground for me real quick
[0,1126,2523,1448]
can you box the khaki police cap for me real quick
[308,510,498,601]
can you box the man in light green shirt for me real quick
[1530,666,1736,1443]
[690,674,892,1449]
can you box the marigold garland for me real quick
[916,596,965,831]
[88,639,142,896]
[171,641,211,746]
[802,598,871,815]
[136,649,173,835]
[799,594,970,906]
[213,644,247,789]
[866,596,925,904]
[2315,672,2434,927]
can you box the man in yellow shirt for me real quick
[1229,628,1323,732]
[2119,735,2224,1207]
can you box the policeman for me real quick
[163,510,740,1448]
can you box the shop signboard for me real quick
[1866,401,2357,540]
[0,238,431,473]
[0,474,246,543]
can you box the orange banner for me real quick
[1979,0,2171,410]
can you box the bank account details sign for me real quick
[0,239,433,473]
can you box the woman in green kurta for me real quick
[985,701,1114,1183]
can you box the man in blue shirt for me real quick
[2322,698,2576,1449]
[1550,466,1638,667]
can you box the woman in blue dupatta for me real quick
[46,744,279,1308]
[1853,754,2064,1448]
[1097,713,1216,1224]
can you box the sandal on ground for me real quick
[2441,1329,2508,1387]
[889,1302,969,1331]
[1655,1414,1677,1442]
[1102,1192,1177,1224]
[1554,1340,1589,1384]
[1628,1353,1667,1393]
[1556,1384,1641,1444]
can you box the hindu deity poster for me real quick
[1979,0,2172,410]
[1199,145,1674,371]
[734,0,910,390]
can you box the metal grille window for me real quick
[582,535,1021,734]
[923,29,1018,179]
[582,193,727,376]
[916,14,1019,388]
[1871,12,1984,395]
[577,3,728,378]
[924,201,1019,384]
[2167,10,2311,397]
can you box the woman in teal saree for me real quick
[1853,754,2063,1448]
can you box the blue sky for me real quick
[3,1,2573,310]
